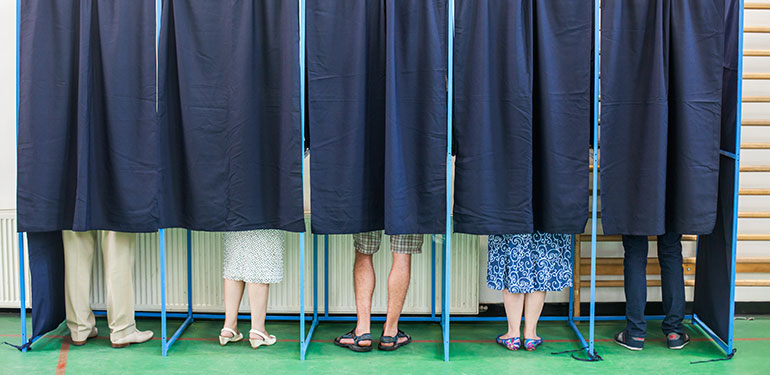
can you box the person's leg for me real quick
[337,231,380,347]
[101,231,152,345]
[622,235,649,339]
[222,279,245,337]
[523,291,546,340]
[382,252,411,344]
[657,232,685,336]
[381,234,423,347]
[353,251,375,340]
[62,231,97,343]
[501,290,524,339]
[247,283,270,338]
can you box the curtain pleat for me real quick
[600,0,725,236]
[308,0,447,235]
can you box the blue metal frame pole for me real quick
[186,230,193,319]
[443,0,455,363]
[567,235,568,322]
[588,0,601,360]
[18,233,27,352]
[155,0,168,357]
[728,0,745,355]
[159,229,168,356]
[298,0,308,361]
[16,0,26,351]
[324,235,329,317]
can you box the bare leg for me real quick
[247,283,270,338]
[223,279,245,337]
[381,253,412,346]
[501,290,525,339]
[523,291,546,339]
[339,252,375,346]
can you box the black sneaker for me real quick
[614,331,644,351]
[667,332,690,350]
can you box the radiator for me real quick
[0,212,479,315]
[0,211,29,308]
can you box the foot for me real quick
[523,337,543,351]
[219,327,243,346]
[71,327,98,346]
[111,329,154,348]
[498,331,521,340]
[667,332,690,350]
[249,329,276,349]
[334,329,373,352]
[496,335,521,351]
[378,329,411,351]
[614,331,644,351]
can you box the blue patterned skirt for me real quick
[487,232,573,294]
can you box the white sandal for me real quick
[249,329,277,349]
[219,327,243,346]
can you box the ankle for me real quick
[221,326,238,337]
[356,325,371,335]
[524,331,538,339]
[502,331,520,339]
[382,324,398,336]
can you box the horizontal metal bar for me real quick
[93,311,312,321]
[450,316,570,322]
[572,315,693,322]
[318,316,443,323]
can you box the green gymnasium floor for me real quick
[2,313,769,374]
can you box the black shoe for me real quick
[614,331,644,351]
[667,332,690,350]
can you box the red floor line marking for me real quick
[56,339,70,375]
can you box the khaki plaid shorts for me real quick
[353,231,424,255]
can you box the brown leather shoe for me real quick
[111,330,154,348]
[71,327,98,346]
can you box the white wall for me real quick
[0,1,17,211]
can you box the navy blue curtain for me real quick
[158,0,305,232]
[453,0,592,235]
[28,232,66,343]
[694,0,740,346]
[18,0,159,233]
[307,0,447,235]
[16,0,155,348]
[600,0,725,236]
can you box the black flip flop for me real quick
[378,329,411,351]
[334,329,373,352]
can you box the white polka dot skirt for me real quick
[222,230,285,284]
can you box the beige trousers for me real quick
[63,230,137,342]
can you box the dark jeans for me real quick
[622,232,685,338]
